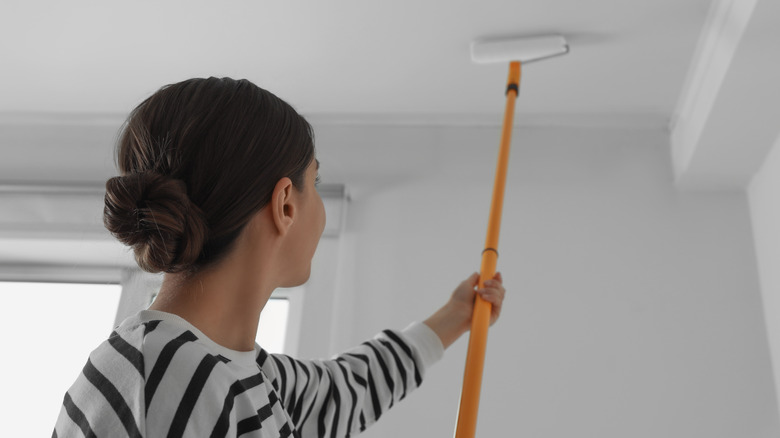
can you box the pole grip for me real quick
[454,61,520,438]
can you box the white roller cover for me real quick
[470,35,569,64]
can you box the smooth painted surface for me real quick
[0,1,709,122]
[302,124,778,437]
[748,133,780,428]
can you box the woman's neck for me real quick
[149,241,277,352]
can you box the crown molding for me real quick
[305,112,669,130]
[669,0,751,134]
[669,0,780,191]
[0,110,669,131]
[0,111,126,126]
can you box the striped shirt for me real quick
[53,309,444,437]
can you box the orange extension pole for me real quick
[454,61,521,438]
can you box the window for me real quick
[0,281,122,438]
[257,297,289,354]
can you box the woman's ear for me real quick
[271,177,295,236]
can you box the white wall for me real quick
[300,123,779,437]
[748,133,780,428]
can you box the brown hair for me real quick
[103,77,315,275]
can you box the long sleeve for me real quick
[257,322,444,438]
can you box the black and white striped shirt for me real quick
[53,309,443,437]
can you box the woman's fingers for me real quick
[477,287,503,306]
[477,274,506,325]
[478,289,502,324]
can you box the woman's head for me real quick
[103,77,317,276]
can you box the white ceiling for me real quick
[2,0,776,280]
[0,0,733,271]
[0,0,713,123]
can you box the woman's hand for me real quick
[423,272,506,349]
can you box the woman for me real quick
[53,77,505,437]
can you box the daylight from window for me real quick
[257,298,289,354]
[0,281,122,438]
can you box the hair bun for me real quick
[104,172,208,273]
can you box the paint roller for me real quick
[455,35,569,438]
